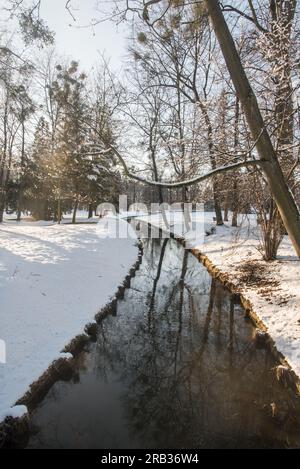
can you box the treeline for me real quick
[0,50,123,223]
[1,1,300,259]
[119,0,300,260]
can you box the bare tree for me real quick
[106,0,300,257]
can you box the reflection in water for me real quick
[26,238,300,449]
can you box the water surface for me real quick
[26,238,300,449]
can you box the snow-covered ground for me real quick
[3,210,99,224]
[136,211,300,380]
[0,218,138,422]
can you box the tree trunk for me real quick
[158,185,164,205]
[0,193,5,223]
[17,121,26,222]
[72,199,78,224]
[16,201,22,222]
[232,97,240,228]
[205,0,300,257]
[213,183,223,225]
[270,0,296,176]
[43,201,51,221]
[0,98,9,224]
[231,178,238,227]
[197,100,223,225]
[224,201,229,222]
[57,198,62,225]
[88,203,93,219]
[150,148,164,205]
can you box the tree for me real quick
[0,46,34,222]
[51,62,90,223]
[26,117,55,220]
[104,0,300,258]
[204,0,300,257]
[223,1,298,176]
[130,8,224,224]
[14,85,35,221]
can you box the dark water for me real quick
[26,238,300,449]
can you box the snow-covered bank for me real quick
[0,220,138,421]
[137,211,300,381]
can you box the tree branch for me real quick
[109,145,264,188]
[221,3,268,33]
[65,0,76,22]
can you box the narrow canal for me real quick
[25,238,300,449]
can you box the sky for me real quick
[1,0,130,73]
[40,0,129,72]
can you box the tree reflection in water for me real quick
[26,238,300,449]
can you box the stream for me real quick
[25,237,300,449]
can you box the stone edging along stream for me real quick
[0,241,143,448]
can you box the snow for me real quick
[137,210,300,380]
[0,218,138,422]
[2,210,99,225]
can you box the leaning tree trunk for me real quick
[205,0,300,258]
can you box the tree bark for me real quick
[270,0,296,176]
[57,198,62,224]
[231,179,238,228]
[205,0,300,257]
[197,100,223,225]
[224,202,229,222]
[17,121,26,222]
[88,203,93,219]
[72,198,78,224]
[150,145,163,204]
[0,98,9,223]
[0,193,5,223]
[232,97,240,227]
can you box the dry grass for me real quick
[235,261,280,289]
